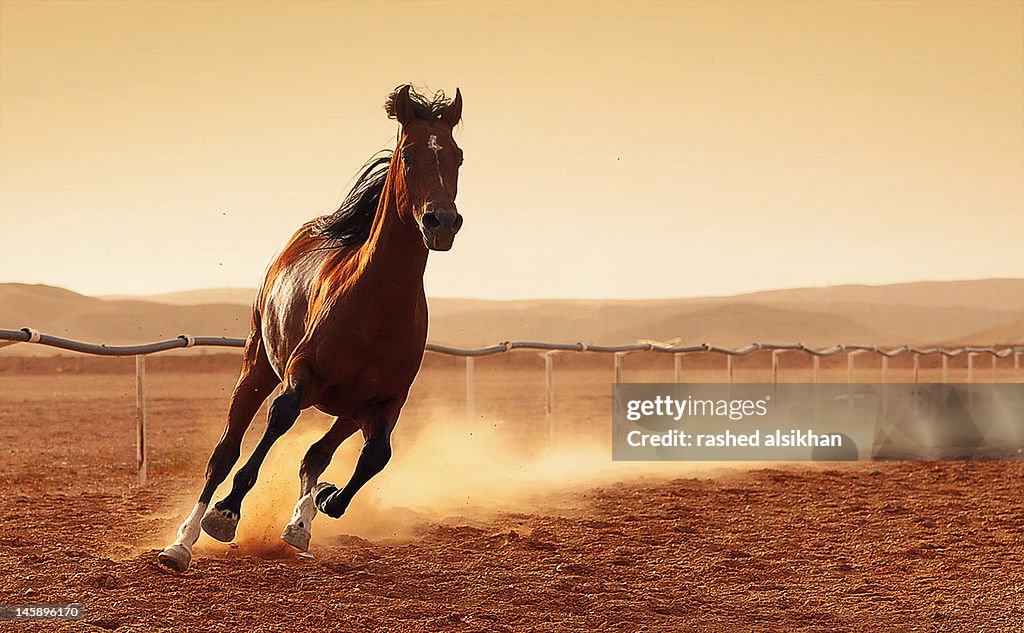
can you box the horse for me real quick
[158,85,464,573]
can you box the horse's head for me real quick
[388,85,464,251]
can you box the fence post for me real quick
[880,354,889,416]
[135,355,147,487]
[465,356,475,426]
[942,355,949,384]
[544,351,556,445]
[726,354,734,384]
[967,352,976,384]
[673,353,683,384]
[1016,352,1022,405]
[771,350,782,397]
[811,353,820,423]
[912,354,920,384]
[990,354,997,383]
[614,352,626,384]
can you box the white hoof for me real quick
[157,544,192,573]
[281,523,312,551]
[201,506,239,543]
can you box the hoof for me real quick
[201,506,239,543]
[312,482,344,518]
[157,544,191,573]
[281,523,311,552]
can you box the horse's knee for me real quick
[302,436,335,468]
[362,435,392,473]
[267,388,302,437]
[299,445,332,484]
[200,437,244,502]
[204,449,238,487]
[206,441,240,473]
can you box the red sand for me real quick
[0,369,1020,631]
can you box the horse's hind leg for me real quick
[313,400,399,519]
[158,331,279,572]
[281,416,359,551]
[203,372,306,540]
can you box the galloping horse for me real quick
[158,85,464,572]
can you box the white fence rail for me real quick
[2,327,1022,486]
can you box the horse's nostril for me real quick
[453,214,464,232]
[422,213,440,230]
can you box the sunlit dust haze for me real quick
[1,0,1021,300]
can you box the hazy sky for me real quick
[1,0,1021,299]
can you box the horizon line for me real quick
[3,276,1022,305]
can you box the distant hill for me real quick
[1,284,251,353]
[426,298,1020,348]
[697,279,1024,311]
[952,318,1024,346]
[106,278,1024,312]
[1,279,1021,355]
[102,288,258,306]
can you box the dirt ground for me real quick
[0,358,1021,632]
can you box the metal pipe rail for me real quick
[3,329,1021,359]
[0,329,244,354]
[2,327,1022,487]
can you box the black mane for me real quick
[312,152,392,247]
[384,84,453,122]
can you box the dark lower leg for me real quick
[199,436,244,504]
[315,433,392,518]
[299,418,359,495]
[217,384,303,514]
[198,343,278,504]
[161,332,276,567]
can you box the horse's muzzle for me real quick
[420,208,463,251]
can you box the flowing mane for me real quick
[312,152,392,246]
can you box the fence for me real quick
[2,327,1022,486]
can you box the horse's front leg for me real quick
[280,416,359,551]
[201,378,305,542]
[157,331,278,573]
[313,399,401,519]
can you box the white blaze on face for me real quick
[428,134,445,189]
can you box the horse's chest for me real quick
[346,325,425,381]
[316,331,426,415]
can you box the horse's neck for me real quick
[356,186,428,300]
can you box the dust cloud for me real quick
[179,404,722,556]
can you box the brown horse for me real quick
[158,85,464,572]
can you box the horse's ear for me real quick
[442,88,462,128]
[393,85,415,126]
